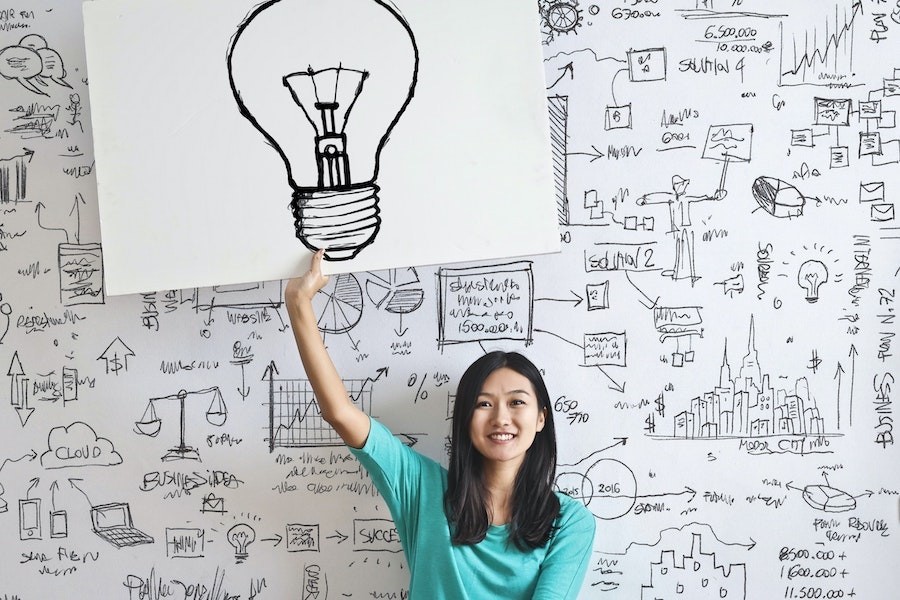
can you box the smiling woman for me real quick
[285,250,595,599]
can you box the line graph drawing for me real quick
[265,364,382,451]
[779,1,863,87]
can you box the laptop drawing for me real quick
[90,502,154,548]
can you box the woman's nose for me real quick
[492,405,510,425]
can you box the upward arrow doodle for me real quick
[7,352,34,426]
[69,193,86,244]
[848,344,857,427]
[547,61,574,90]
[34,203,70,243]
[350,368,390,404]
[98,337,135,375]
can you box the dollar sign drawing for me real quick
[655,393,665,417]
[644,413,655,434]
[808,350,822,374]
[109,355,124,374]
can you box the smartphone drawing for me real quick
[50,510,68,538]
[19,498,41,540]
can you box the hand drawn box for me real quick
[286,523,320,552]
[583,332,626,367]
[58,243,104,306]
[437,262,533,347]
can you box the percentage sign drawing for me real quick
[407,373,428,403]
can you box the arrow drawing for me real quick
[567,145,605,162]
[34,202,70,242]
[0,449,37,473]
[327,530,349,544]
[97,337,134,375]
[68,478,93,506]
[231,345,254,401]
[8,351,33,426]
[636,486,697,503]
[559,437,627,468]
[25,477,40,499]
[68,193,86,244]
[547,61,574,89]
[848,344,857,427]
[536,290,584,307]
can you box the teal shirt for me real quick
[350,418,595,599]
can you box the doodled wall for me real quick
[0,0,898,598]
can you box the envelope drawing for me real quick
[201,493,225,513]
[871,203,895,222]
[860,181,885,203]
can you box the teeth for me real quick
[491,433,514,441]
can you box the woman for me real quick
[285,250,595,598]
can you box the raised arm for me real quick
[284,249,371,448]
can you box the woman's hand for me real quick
[285,249,329,308]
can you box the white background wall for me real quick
[0,1,897,598]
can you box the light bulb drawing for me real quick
[797,259,828,303]
[227,0,419,261]
[133,387,227,462]
[226,523,256,563]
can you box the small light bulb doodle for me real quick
[797,259,828,303]
[226,523,256,563]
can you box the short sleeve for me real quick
[532,496,595,599]
[348,418,427,547]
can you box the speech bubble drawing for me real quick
[0,35,71,96]
[36,48,71,88]
[0,46,43,78]
[19,34,49,50]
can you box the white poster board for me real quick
[82,0,559,295]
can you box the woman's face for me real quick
[468,367,546,470]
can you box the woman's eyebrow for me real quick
[478,389,532,397]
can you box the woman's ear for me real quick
[536,406,547,432]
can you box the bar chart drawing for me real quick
[779,1,862,87]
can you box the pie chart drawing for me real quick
[313,273,364,334]
[366,268,425,314]
[802,484,857,513]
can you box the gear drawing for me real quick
[539,0,583,44]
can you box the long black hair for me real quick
[444,350,559,550]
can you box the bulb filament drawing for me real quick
[227,0,419,261]
[797,259,828,303]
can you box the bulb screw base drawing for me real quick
[291,183,381,260]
